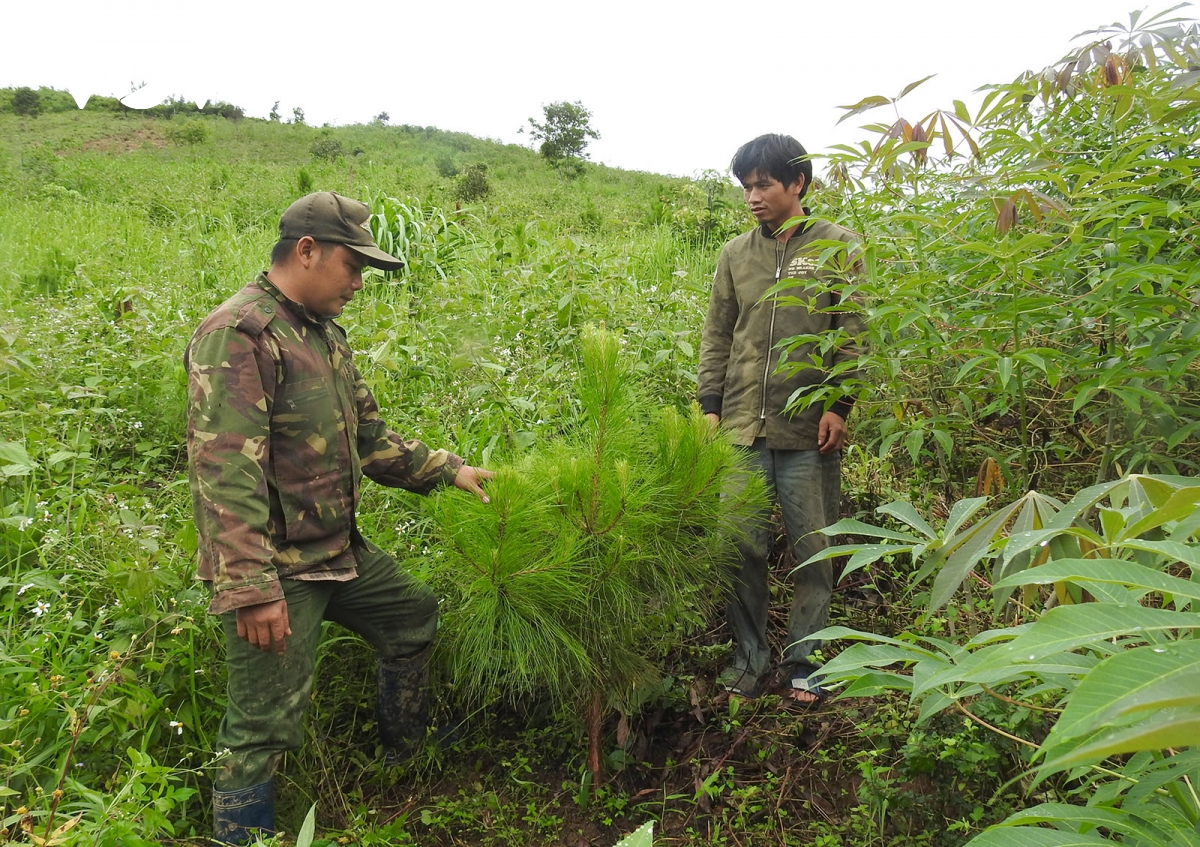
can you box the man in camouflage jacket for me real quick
[698,134,866,705]
[186,192,491,844]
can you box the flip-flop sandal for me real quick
[780,665,824,707]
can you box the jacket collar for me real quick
[255,272,331,326]
[758,207,814,241]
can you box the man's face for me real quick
[302,243,367,317]
[741,169,805,232]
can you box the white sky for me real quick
[2,1,1189,177]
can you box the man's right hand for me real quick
[236,599,291,654]
[705,413,720,431]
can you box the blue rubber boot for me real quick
[212,781,273,845]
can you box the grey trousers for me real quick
[215,537,437,790]
[726,439,839,683]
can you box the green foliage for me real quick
[652,170,749,247]
[526,100,600,170]
[291,106,306,125]
[825,9,1200,493]
[811,473,1200,846]
[12,87,40,117]
[164,118,211,146]
[296,167,314,195]
[454,162,490,202]
[310,132,344,162]
[416,327,763,740]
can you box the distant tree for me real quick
[453,163,490,202]
[12,87,41,117]
[373,111,390,125]
[525,100,600,171]
[291,106,306,125]
[269,101,281,122]
[310,132,343,162]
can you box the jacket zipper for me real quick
[760,240,785,421]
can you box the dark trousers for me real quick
[725,440,839,684]
[215,538,437,790]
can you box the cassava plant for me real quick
[805,472,1200,846]
[816,7,1200,495]
[407,327,765,787]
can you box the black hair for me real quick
[730,134,812,199]
[270,238,299,266]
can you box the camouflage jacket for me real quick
[697,218,867,450]
[186,273,463,614]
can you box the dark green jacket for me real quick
[185,274,462,614]
[697,218,866,450]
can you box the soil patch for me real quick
[82,126,167,153]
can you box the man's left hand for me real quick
[817,411,847,454]
[453,465,494,503]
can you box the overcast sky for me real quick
[2,1,1189,177]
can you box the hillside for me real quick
[4,17,1200,844]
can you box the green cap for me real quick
[279,192,402,271]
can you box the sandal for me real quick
[779,664,824,706]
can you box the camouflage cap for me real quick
[279,192,402,271]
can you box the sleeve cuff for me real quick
[830,398,855,420]
[698,394,723,416]
[206,578,285,615]
[439,454,465,487]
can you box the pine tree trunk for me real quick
[586,688,603,791]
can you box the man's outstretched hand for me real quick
[236,599,292,654]
[453,465,495,503]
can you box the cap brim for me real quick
[347,243,404,271]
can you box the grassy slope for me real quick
[0,111,1003,847]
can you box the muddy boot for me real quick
[212,781,273,845]
[377,645,431,766]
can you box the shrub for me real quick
[435,153,459,178]
[12,87,41,117]
[453,163,490,202]
[164,119,210,146]
[310,134,343,162]
[296,167,314,194]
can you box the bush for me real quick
[164,119,210,146]
[453,163,490,202]
[310,134,343,162]
[435,153,459,178]
[296,167,314,195]
[12,87,40,117]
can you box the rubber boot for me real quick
[212,781,273,845]
[377,645,431,766]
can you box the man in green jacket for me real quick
[186,192,492,843]
[698,134,866,704]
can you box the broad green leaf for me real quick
[875,500,937,538]
[929,499,1025,611]
[1114,539,1200,571]
[995,558,1200,604]
[1039,710,1200,777]
[0,440,35,478]
[815,518,922,543]
[1044,641,1200,747]
[839,670,914,697]
[1123,485,1200,539]
[1001,804,1177,846]
[966,826,1112,846]
[970,605,1200,675]
[614,821,654,847]
[297,803,317,847]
